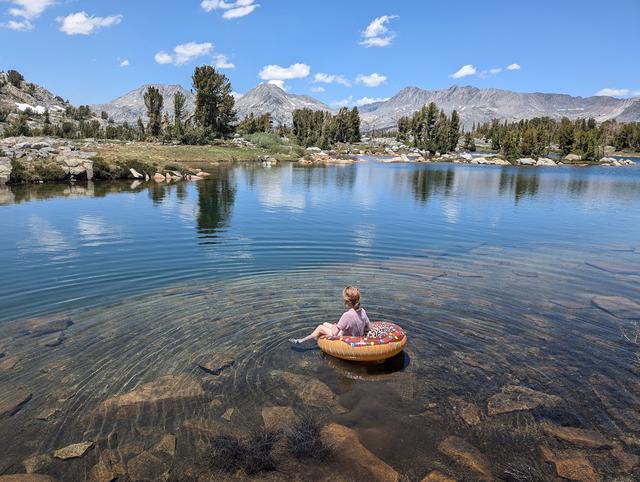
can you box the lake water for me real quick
[1,159,640,480]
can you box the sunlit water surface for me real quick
[1,159,640,481]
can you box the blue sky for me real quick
[1,0,639,106]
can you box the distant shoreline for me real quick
[1,136,638,185]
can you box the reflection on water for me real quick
[1,160,640,480]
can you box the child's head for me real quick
[342,286,361,310]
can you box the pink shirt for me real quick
[336,308,371,337]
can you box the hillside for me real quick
[360,85,640,130]
[234,83,332,126]
[90,84,195,125]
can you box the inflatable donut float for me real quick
[317,321,406,362]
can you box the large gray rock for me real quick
[516,157,536,166]
[536,157,556,166]
[564,153,582,161]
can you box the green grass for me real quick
[95,139,302,168]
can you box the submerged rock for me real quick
[39,332,65,347]
[586,260,640,275]
[127,451,168,481]
[0,476,57,481]
[448,396,481,426]
[271,370,346,413]
[420,471,457,482]
[35,407,61,421]
[540,446,598,482]
[221,407,234,422]
[22,454,52,474]
[542,423,610,448]
[0,356,19,371]
[487,385,561,416]
[26,316,72,336]
[592,296,640,319]
[438,436,493,481]
[611,444,639,471]
[261,406,296,432]
[0,391,32,418]
[87,449,126,482]
[321,423,400,482]
[152,434,177,457]
[98,375,204,413]
[53,441,94,460]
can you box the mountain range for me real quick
[88,83,640,131]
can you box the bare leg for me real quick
[290,323,335,344]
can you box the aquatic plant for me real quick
[206,429,279,475]
[286,413,332,460]
[207,434,247,472]
[244,430,279,475]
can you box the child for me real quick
[290,286,371,344]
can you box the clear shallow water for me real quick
[1,160,640,480]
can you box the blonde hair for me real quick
[342,286,361,311]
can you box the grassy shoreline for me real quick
[94,139,302,166]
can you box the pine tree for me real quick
[192,65,237,138]
[143,86,163,136]
[348,107,361,143]
[173,91,186,137]
[447,110,461,152]
[136,117,146,140]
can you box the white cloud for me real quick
[330,96,390,108]
[489,67,502,75]
[360,14,398,47]
[633,90,640,97]
[506,63,521,71]
[2,0,56,30]
[267,79,286,90]
[213,53,235,69]
[313,73,351,87]
[154,41,213,66]
[355,96,389,106]
[450,64,477,79]
[120,59,130,67]
[259,63,310,81]
[330,96,352,108]
[201,0,259,19]
[154,51,173,64]
[57,11,122,35]
[311,86,325,93]
[355,72,387,87]
[596,88,631,97]
[9,0,55,19]
[3,19,32,30]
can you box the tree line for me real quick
[0,67,238,145]
[472,117,640,161]
[292,107,361,148]
[396,102,461,154]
